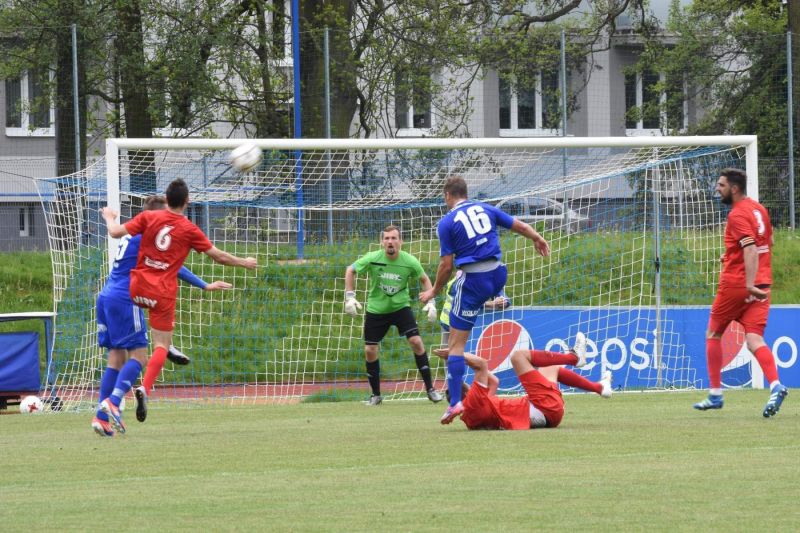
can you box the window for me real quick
[395,71,432,133]
[499,73,562,135]
[19,206,34,237]
[5,69,54,136]
[625,69,687,134]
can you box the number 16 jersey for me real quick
[124,209,213,298]
[437,200,515,266]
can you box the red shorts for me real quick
[519,370,564,428]
[129,278,176,332]
[708,286,770,336]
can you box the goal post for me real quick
[38,135,758,410]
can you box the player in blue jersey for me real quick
[91,196,231,436]
[420,175,550,424]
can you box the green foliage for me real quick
[1,391,797,530]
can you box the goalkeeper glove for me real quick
[344,291,362,316]
[422,300,437,323]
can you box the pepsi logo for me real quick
[475,319,533,373]
[721,320,752,387]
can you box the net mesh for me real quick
[35,141,747,410]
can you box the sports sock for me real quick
[414,352,434,391]
[446,355,466,406]
[557,368,602,394]
[95,367,119,421]
[142,346,169,393]
[109,359,143,407]
[706,337,723,389]
[769,380,782,391]
[366,359,381,396]
[752,345,779,384]
[530,350,579,367]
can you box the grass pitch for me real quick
[1,390,798,531]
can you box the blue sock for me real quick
[95,367,120,421]
[110,359,142,407]
[446,355,466,407]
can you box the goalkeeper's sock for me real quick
[446,355,466,407]
[556,368,602,395]
[414,352,434,391]
[706,338,723,389]
[142,346,169,393]
[530,350,580,367]
[95,367,120,422]
[366,359,381,396]
[109,358,143,407]
[752,345,779,384]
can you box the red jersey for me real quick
[719,197,772,287]
[461,382,532,430]
[124,210,213,298]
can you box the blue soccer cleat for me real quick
[100,398,126,434]
[91,416,114,437]
[762,384,788,418]
[693,394,724,411]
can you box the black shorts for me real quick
[364,307,420,345]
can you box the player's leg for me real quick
[518,366,565,428]
[695,289,738,410]
[100,346,147,433]
[556,367,613,397]
[139,299,177,395]
[512,332,587,368]
[363,312,389,405]
[740,296,788,417]
[92,349,125,437]
[398,307,442,402]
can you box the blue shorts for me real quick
[96,292,149,350]
[448,265,508,331]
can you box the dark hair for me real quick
[166,178,189,208]
[443,176,468,198]
[721,168,747,194]
[143,195,167,211]
[382,225,401,238]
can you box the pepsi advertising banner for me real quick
[466,306,800,392]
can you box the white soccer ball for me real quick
[19,395,44,414]
[229,143,262,172]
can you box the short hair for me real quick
[443,176,468,199]
[166,178,189,208]
[721,168,747,194]
[143,195,167,211]
[382,225,401,239]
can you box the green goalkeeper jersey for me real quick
[352,249,425,314]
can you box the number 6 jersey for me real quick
[124,209,213,297]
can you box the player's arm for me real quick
[203,246,257,270]
[510,219,549,257]
[418,271,438,322]
[177,266,232,291]
[100,207,129,238]
[742,244,767,300]
[420,254,454,303]
[343,264,363,316]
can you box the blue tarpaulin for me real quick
[0,332,40,391]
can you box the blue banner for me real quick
[0,332,41,391]
[466,306,799,391]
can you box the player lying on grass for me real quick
[433,334,612,429]
[91,195,232,437]
[98,178,256,435]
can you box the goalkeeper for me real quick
[344,225,444,405]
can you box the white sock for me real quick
[709,388,722,396]
[769,381,781,391]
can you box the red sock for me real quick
[752,345,779,384]
[142,346,168,393]
[557,368,602,394]
[530,350,578,367]
[706,338,722,389]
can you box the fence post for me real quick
[71,24,81,171]
[788,31,796,229]
[324,27,333,244]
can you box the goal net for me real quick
[36,136,757,410]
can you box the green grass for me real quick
[1,390,798,531]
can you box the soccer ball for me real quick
[229,143,262,172]
[19,395,44,414]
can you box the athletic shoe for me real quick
[426,388,444,403]
[693,394,724,411]
[440,402,464,425]
[762,384,788,418]
[366,394,382,406]
[167,345,191,365]
[91,416,114,437]
[571,332,587,368]
[99,398,126,434]
[600,370,613,398]
[134,386,148,423]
